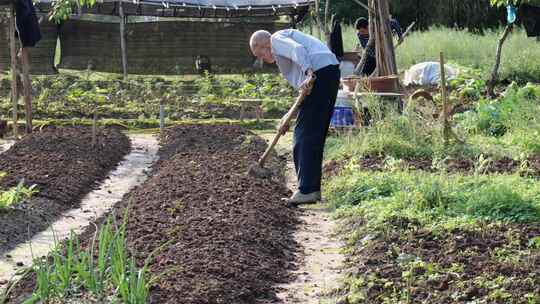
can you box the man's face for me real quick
[358,27,369,36]
[251,40,275,64]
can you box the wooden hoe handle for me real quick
[257,75,316,167]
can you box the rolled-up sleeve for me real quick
[271,33,311,74]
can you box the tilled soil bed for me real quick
[122,125,297,303]
[0,127,130,253]
[324,154,540,177]
[8,125,298,303]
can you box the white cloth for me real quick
[403,61,458,86]
[271,29,339,89]
[339,60,356,78]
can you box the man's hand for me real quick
[278,114,291,135]
[300,69,315,95]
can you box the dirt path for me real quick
[258,131,345,304]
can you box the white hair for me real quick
[249,30,271,50]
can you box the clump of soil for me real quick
[0,127,130,253]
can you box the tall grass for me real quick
[396,27,540,82]
[306,25,540,82]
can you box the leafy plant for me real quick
[0,179,38,209]
[25,211,155,303]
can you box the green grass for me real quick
[326,170,540,229]
[396,27,540,82]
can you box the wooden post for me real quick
[92,107,97,147]
[9,5,18,138]
[20,47,33,134]
[159,102,165,133]
[119,1,128,79]
[439,52,449,147]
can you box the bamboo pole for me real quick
[9,5,18,138]
[439,52,449,147]
[20,47,33,134]
[119,1,128,80]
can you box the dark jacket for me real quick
[15,0,42,47]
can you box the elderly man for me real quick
[249,29,340,206]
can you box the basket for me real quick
[362,75,400,93]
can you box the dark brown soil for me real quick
[0,127,130,254]
[7,125,298,303]
[323,154,540,177]
[339,223,540,304]
[123,125,297,303]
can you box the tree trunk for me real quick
[324,0,331,44]
[487,24,512,98]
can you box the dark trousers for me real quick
[362,56,377,76]
[294,64,340,194]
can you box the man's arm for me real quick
[271,33,312,75]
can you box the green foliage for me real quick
[26,212,153,303]
[0,179,38,209]
[49,0,97,23]
[326,170,540,230]
[465,184,540,222]
[456,82,540,155]
[490,0,540,7]
[0,73,293,121]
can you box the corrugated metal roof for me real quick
[35,0,314,8]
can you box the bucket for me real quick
[363,75,400,93]
[331,106,355,127]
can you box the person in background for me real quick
[249,29,340,207]
[355,16,403,76]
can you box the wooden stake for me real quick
[9,5,18,138]
[20,47,33,134]
[439,52,449,147]
[92,107,97,147]
[119,1,128,80]
[159,102,165,133]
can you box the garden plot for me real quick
[0,134,157,288]
[5,125,299,304]
[0,127,130,254]
[322,83,540,303]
